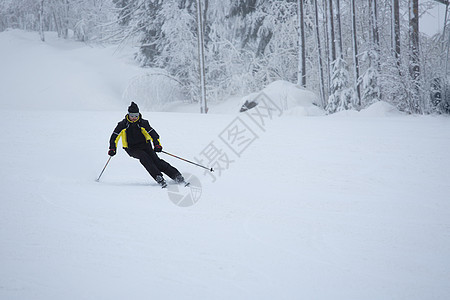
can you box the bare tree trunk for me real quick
[203,0,209,42]
[297,0,306,87]
[256,31,273,57]
[369,0,380,50]
[326,0,336,63]
[351,0,361,106]
[443,1,450,108]
[392,0,401,71]
[323,0,330,94]
[335,0,343,59]
[39,0,45,42]
[53,11,62,37]
[409,0,421,112]
[196,0,208,113]
[314,0,326,107]
[63,0,70,39]
[369,0,381,101]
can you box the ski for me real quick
[160,181,189,188]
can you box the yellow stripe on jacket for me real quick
[114,128,160,148]
[114,129,128,148]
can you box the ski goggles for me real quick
[129,112,139,118]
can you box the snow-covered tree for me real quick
[0,0,115,41]
[2,0,450,114]
[327,57,356,113]
[361,49,381,107]
[130,0,164,66]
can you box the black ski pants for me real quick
[125,145,180,181]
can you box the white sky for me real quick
[420,0,448,36]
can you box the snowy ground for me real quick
[1,30,450,300]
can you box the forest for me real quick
[1,0,449,114]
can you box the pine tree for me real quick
[327,57,356,113]
[361,49,380,107]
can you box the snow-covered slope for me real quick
[1,30,450,300]
[0,29,144,111]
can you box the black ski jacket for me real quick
[109,114,161,150]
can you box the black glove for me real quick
[154,145,162,152]
[108,148,116,156]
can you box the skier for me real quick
[108,102,185,188]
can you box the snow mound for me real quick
[329,101,404,118]
[240,80,325,116]
[360,101,404,117]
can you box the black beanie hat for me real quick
[128,102,139,113]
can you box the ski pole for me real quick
[162,150,214,172]
[96,156,112,182]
